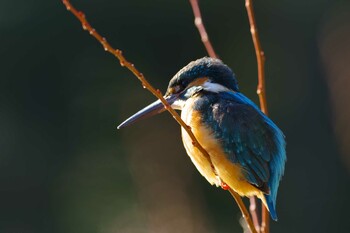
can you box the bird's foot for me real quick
[221,182,230,190]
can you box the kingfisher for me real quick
[118,57,286,221]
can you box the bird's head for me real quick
[117,57,238,129]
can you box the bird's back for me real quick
[181,90,286,220]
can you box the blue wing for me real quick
[194,91,286,219]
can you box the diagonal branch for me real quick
[245,0,269,233]
[61,0,216,172]
[228,188,258,233]
[189,0,217,58]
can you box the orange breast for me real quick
[181,97,265,199]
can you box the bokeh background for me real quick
[1,0,350,232]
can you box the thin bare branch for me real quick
[245,0,269,232]
[61,0,217,172]
[249,197,261,233]
[228,188,258,233]
[245,0,268,115]
[261,206,269,233]
[189,0,217,58]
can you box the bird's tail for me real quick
[263,193,278,221]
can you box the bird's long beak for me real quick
[117,94,179,129]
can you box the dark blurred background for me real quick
[1,0,350,232]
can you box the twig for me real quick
[245,0,269,232]
[189,1,261,232]
[261,206,269,233]
[228,188,258,233]
[189,0,217,58]
[249,196,261,233]
[61,0,217,172]
[245,0,267,115]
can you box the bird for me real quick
[117,57,286,221]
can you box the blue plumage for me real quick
[167,57,239,93]
[118,57,287,221]
[192,90,286,221]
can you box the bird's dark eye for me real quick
[181,80,189,88]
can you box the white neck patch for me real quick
[171,99,186,110]
[202,81,231,93]
[171,81,231,110]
